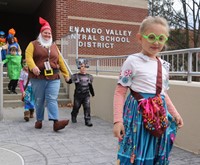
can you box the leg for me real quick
[45,79,60,120]
[71,96,82,123]
[8,80,12,91]
[12,79,18,93]
[25,86,35,118]
[9,80,15,93]
[24,110,30,122]
[83,96,93,127]
[29,109,34,118]
[45,79,69,131]
[30,78,46,128]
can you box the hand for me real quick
[65,76,70,82]
[2,44,8,50]
[113,122,125,141]
[32,66,41,76]
[175,115,184,129]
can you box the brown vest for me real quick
[29,40,60,80]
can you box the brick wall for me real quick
[56,0,147,55]
[38,0,148,56]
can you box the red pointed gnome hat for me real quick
[39,17,51,32]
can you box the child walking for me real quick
[67,59,95,127]
[2,44,22,94]
[113,16,184,165]
[19,60,35,122]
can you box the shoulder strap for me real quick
[156,57,162,95]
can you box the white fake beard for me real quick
[37,33,53,48]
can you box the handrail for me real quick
[57,48,73,75]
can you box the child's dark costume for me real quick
[68,73,95,126]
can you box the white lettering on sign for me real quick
[105,29,132,36]
[69,26,132,49]
[79,41,114,49]
[69,26,103,34]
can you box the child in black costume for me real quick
[67,59,95,127]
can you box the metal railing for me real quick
[159,48,200,82]
[85,55,128,75]
[60,31,200,82]
[74,48,200,83]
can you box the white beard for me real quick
[37,33,53,48]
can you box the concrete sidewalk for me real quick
[0,107,199,165]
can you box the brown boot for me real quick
[35,121,42,129]
[53,120,69,132]
[24,111,30,122]
[29,109,34,118]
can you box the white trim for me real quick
[0,147,25,165]
[68,16,141,25]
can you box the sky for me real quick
[173,0,182,10]
[172,0,199,27]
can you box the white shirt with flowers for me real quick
[118,53,170,95]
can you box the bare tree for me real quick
[148,0,200,49]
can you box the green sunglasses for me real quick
[142,33,168,44]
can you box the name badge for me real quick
[44,61,53,76]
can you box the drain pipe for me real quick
[0,62,3,120]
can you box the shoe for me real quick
[24,111,30,122]
[53,120,69,132]
[7,88,11,92]
[11,91,17,94]
[71,115,77,123]
[85,120,93,127]
[35,121,42,129]
[29,109,34,118]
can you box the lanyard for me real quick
[47,47,51,61]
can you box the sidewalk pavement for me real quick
[0,107,199,165]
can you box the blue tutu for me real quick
[24,86,35,110]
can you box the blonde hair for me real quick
[139,16,170,36]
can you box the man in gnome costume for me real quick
[25,17,70,132]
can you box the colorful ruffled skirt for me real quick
[117,93,177,165]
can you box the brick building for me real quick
[0,0,148,56]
